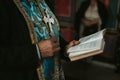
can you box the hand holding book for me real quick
[67,29,106,61]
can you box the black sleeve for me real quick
[74,6,83,40]
[0,0,39,69]
[98,1,108,29]
[74,1,89,40]
[74,4,84,34]
[59,35,70,62]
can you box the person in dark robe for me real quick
[0,0,79,80]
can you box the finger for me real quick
[53,47,61,53]
[74,41,80,45]
[71,40,80,46]
[53,43,60,48]
[50,37,57,43]
[71,40,76,46]
[52,43,60,53]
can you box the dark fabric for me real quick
[74,0,108,39]
[115,35,120,73]
[0,0,69,80]
[0,0,39,80]
[59,35,70,62]
[0,0,39,67]
[83,24,99,36]
[45,0,55,13]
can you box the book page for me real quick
[67,29,105,54]
[79,29,104,44]
[69,39,105,61]
[69,39,102,57]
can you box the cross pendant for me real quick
[43,9,54,37]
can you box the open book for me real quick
[67,29,106,61]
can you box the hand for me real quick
[65,40,80,55]
[38,37,60,58]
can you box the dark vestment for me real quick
[45,0,55,12]
[0,0,68,80]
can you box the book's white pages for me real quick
[67,29,106,61]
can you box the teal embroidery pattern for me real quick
[20,0,64,80]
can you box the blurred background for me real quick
[45,0,120,80]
